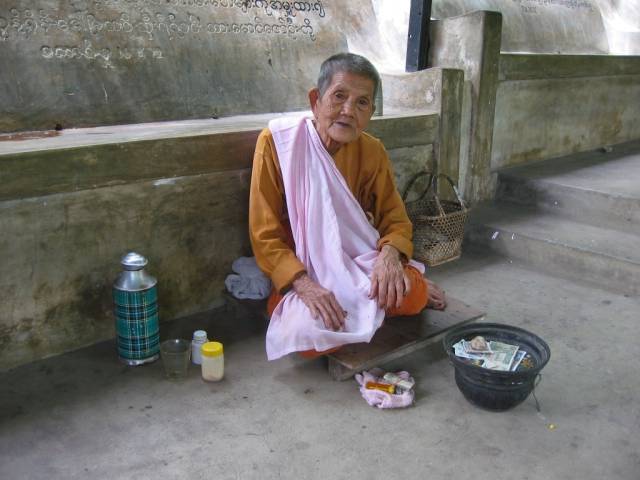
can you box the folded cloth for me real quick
[266,116,425,360]
[224,256,271,300]
[354,370,415,409]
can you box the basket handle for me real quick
[401,171,434,203]
[427,174,447,217]
[402,172,466,217]
[435,173,467,211]
[402,172,446,217]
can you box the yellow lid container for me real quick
[201,341,223,358]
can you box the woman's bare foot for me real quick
[426,279,446,310]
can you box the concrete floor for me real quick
[1,251,639,480]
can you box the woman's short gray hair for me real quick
[317,53,381,102]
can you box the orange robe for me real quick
[249,127,428,357]
[250,127,415,292]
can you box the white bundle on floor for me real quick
[355,369,415,409]
[224,257,271,300]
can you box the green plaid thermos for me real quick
[113,252,160,365]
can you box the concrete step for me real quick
[495,139,640,233]
[467,203,640,296]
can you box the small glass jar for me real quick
[191,330,208,365]
[201,341,224,382]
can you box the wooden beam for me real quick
[406,0,433,72]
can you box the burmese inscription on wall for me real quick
[0,1,342,131]
[1,1,325,68]
[511,0,594,14]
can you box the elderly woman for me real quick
[249,53,446,360]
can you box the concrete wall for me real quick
[384,67,464,189]
[350,0,640,71]
[0,0,346,132]
[431,1,640,56]
[344,4,640,203]
[428,11,502,203]
[426,11,640,203]
[0,113,439,370]
[432,0,608,54]
[492,54,640,170]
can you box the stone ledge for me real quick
[0,111,439,202]
[0,111,439,155]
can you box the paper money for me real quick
[453,339,521,372]
[510,350,527,371]
[489,341,520,356]
[462,339,492,355]
[484,341,519,371]
[453,340,486,360]
[482,354,515,371]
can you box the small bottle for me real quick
[191,330,208,365]
[201,341,224,382]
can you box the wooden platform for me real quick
[222,291,484,381]
[327,296,485,380]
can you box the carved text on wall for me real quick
[0,2,325,67]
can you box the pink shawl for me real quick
[266,116,424,360]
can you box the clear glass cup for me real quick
[160,339,191,379]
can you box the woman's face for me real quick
[309,71,376,155]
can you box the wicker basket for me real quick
[402,172,469,267]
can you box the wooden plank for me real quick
[327,296,484,381]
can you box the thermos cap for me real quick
[121,252,148,271]
[114,252,156,291]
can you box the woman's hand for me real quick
[292,273,346,331]
[369,245,410,310]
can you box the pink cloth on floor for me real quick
[355,370,415,409]
[265,116,424,360]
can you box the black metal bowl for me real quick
[443,323,551,411]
